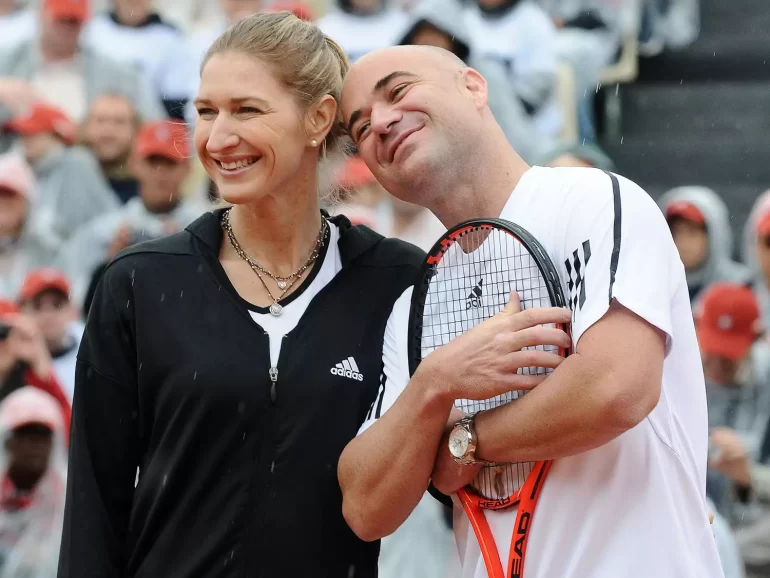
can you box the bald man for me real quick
[337,46,724,578]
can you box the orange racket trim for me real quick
[457,488,506,578]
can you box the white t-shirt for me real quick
[83,14,195,101]
[315,10,411,63]
[0,9,35,51]
[361,166,723,578]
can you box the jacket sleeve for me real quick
[58,259,140,578]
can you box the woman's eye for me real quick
[392,84,407,98]
[239,107,262,114]
[357,122,370,141]
[197,108,215,116]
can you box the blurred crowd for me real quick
[4,0,768,577]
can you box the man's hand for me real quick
[419,291,572,403]
[4,313,53,378]
[0,78,39,114]
[709,427,752,488]
[107,224,135,259]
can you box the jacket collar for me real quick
[186,208,384,268]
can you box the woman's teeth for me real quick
[220,158,258,170]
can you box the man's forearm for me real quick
[474,353,649,464]
[338,370,454,541]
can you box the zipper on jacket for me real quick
[268,366,278,404]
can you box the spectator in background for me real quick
[332,156,446,251]
[61,119,204,310]
[398,0,544,162]
[0,0,165,137]
[659,186,752,305]
[0,387,67,578]
[316,0,410,63]
[710,426,770,578]
[4,102,120,250]
[0,0,36,51]
[0,300,70,436]
[537,0,624,142]
[695,283,770,516]
[17,270,81,404]
[540,140,616,170]
[83,0,195,121]
[81,93,140,203]
[0,153,54,300]
[743,190,770,328]
[463,0,563,138]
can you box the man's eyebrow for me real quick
[346,71,418,136]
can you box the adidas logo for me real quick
[466,278,484,309]
[330,357,364,381]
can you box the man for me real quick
[81,94,141,203]
[3,101,119,248]
[0,152,53,300]
[338,46,722,577]
[17,269,82,403]
[82,0,194,121]
[0,386,67,577]
[659,186,752,305]
[0,0,164,137]
[59,119,205,310]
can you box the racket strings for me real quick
[420,226,558,501]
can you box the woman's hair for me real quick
[203,11,352,203]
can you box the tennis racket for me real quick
[407,218,571,578]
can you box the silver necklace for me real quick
[222,209,328,316]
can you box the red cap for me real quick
[0,387,64,433]
[757,213,770,238]
[18,268,71,303]
[267,1,314,21]
[4,103,76,145]
[135,120,190,162]
[666,201,706,225]
[0,299,19,317]
[43,0,89,21]
[696,283,760,360]
[337,156,376,189]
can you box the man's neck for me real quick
[39,41,76,64]
[431,139,530,228]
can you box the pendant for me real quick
[277,280,287,290]
[269,303,283,316]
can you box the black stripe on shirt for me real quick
[604,171,622,304]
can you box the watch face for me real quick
[448,427,471,458]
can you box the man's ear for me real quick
[305,95,338,146]
[461,67,488,111]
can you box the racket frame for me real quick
[407,218,571,578]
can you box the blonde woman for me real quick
[58,13,423,578]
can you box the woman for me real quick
[58,12,424,578]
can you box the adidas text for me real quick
[330,357,364,381]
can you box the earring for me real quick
[311,139,318,147]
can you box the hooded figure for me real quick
[398,0,547,162]
[0,387,67,578]
[742,190,770,329]
[658,186,751,305]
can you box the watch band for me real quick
[452,412,498,466]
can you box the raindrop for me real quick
[270,461,275,473]
[680,79,683,84]
[620,136,624,145]
[242,432,246,440]
[180,290,184,298]
[162,474,168,487]
[126,300,131,308]
[161,293,165,302]
[193,371,198,380]
[197,264,204,273]
[139,362,143,370]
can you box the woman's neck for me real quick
[227,188,323,277]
